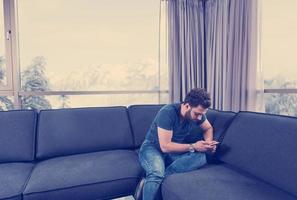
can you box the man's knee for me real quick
[191,152,207,165]
[192,151,206,159]
[146,169,165,183]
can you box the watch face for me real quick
[189,144,195,153]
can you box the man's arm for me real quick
[158,127,212,153]
[158,127,190,153]
[200,119,213,142]
[200,119,219,153]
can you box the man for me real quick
[136,88,218,200]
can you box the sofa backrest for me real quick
[36,107,134,159]
[184,109,236,143]
[0,110,36,163]
[128,105,236,149]
[128,104,165,148]
[208,109,237,140]
[219,111,297,196]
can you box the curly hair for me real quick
[183,88,211,108]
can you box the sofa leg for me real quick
[134,177,145,200]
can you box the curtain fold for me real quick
[168,0,206,102]
[167,0,263,111]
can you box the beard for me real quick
[185,109,192,121]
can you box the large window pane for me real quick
[262,0,297,87]
[160,92,169,104]
[18,0,162,92]
[0,0,7,87]
[265,93,297,116]
[262,0,297,117]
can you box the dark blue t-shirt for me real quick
[145,103,206,149]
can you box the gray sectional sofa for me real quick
[0,105,296,200]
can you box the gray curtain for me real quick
[168,0,206,102]
[168,0,261,111]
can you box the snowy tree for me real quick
[58,94,70,108]
[0,97,14,111]
[265,77,297,116]
[123,61,157,90]
[21,56,52,110]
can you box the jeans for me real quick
[138,140,207,200]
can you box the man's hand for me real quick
[193,140,213,152]
[193,140,219,153]
[205,140,219,153]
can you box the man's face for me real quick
[185,104,208,122]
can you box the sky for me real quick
[17,0,160,75]
[262,0,297,81]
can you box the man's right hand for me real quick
[193,140,219,152]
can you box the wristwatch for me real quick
[188,143,195,153]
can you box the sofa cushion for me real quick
[128,104,165,148]
[0,110,36,163]
[162,164,296,200]
[219,112,297,197]
[37,107,134,159]
[0,163,34,200]
[24,150,142,200]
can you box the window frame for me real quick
[0,0,13,91]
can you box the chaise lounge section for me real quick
[162,112,297,200]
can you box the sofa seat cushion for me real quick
[162,164,296,200]
[0,163,34,200]
[23,150,142,200]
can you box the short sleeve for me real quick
[155,109,175,131]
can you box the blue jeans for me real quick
[139,140,207,200]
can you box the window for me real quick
[1,0,168,110]
[262,0,297,116]
[18,0,162,90]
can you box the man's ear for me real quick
[184,103,190,110]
